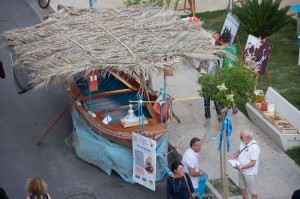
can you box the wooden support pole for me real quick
[37,104,71,145]
[172,96,202,102]
[265,70,272,87]
[165,0,171,8]
[219,111,229,199]
[174,0,195,16]
[236,34,244,55]
[191,0,195,17]
[254,74,259,91]
[298,47,300,66]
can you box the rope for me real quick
[164,135,185,156]
[64,123,75,149]
[136,93,145,131]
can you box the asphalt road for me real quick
[0,1,167,198]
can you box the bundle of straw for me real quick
[3,5,225,89]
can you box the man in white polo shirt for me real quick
[229,129,260,199]
[182,137,207,198]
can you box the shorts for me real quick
[238,171,257,195]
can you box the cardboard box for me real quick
[274,121,298,134]
[120,117,148,128]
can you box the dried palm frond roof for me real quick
[3,5,226,89]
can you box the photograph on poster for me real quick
[220,12,240,45]
[145,155,154,174]
[243,34,273,75]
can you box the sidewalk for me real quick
[47,1,300,198]
[152,70,300,199]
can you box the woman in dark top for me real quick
[25,177,52,199]
[167,161,195,199]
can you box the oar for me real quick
[37,104,71,145]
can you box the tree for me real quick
[198,60,255,198]
[232,0,292,39]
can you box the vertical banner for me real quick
[132,132,156,191]
[220,12,240,45]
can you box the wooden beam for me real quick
[79,88,134,102]
[172,96,202,102]
[110,71,138,90]
[95,103,146,114]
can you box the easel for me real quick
[174,0,196,17]
[244,66,272,91]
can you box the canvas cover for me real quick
[71,106,171,183]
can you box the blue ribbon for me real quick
[89,0,97,7]
[218,113,232,152]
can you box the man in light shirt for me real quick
[229,130,260,199]
[182,137,207,198]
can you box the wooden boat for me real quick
[65,70,171,148]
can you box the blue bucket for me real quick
[195,173,208,198]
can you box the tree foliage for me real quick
[232,0,292,38]
[198,60,255,108]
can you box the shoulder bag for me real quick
[183,174,198,199]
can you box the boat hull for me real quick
[65,72,171,148]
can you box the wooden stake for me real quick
[165,0,171,8]
[174,0,179,10]
[191,0,195,17]
[254,74,259,91]
[37,104,71,145]
[265,70,272,87]
[236,33,243,55]
[172,96,202,102]
[218,118,224,192]
[219,112,229,199]
[174,0,195,16]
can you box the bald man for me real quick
[229,130,260,199]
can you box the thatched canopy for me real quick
[3,5,226,89]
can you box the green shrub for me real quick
[286,146,300,166]
[232,0,292,39]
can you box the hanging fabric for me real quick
[218,112,232,152]
[89,0,97,8]
[88,70,98,92]
[153,89,170,123]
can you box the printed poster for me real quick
[220,12,240,45]
[243,34,273,75]
[132,132,156,191]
